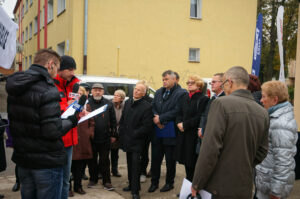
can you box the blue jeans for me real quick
[61,146,73,199]
[18,166,63,199]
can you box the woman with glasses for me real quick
[175,75,209,182]
[255,81,298,199]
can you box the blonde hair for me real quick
[78,86,87,96]
[114,89,126,100]
[261,81,289,103]
[188,75,205,90]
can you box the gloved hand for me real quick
[67,114,78,128]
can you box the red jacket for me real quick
[54,74,80,147]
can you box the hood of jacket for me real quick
[6,65,53,97]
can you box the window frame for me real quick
[57,0,66,16]
[29,22,32,39]
[48,0,54,23]
[189,48,200,62]
[190,0,202,19]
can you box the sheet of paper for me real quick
[61,101,77,119]
[179,178,211,199]
[78,104,108,124]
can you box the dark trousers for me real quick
[140,138,151,175]
[110,148,119,173]
[151,143,176,186]
[126,151,141,194]
[184,165,195,182]
[15,165,20,183]
[90,142,111,184]
[71,159,93,191]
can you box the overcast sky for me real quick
[1,0,17,18]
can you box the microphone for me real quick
[72,94,87,112]
[69,83,80,99]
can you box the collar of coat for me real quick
[230,89,254,100]
[28,64,55,85]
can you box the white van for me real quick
[77,75,156,99]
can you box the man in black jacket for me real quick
[149,70,186,193]
[88,83,117,191]
[6,49,77,199]
[120,81,153,199]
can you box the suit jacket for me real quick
[192,89,269,199]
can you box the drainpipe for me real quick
[83,0,88,75]
[44,0,47,48]
[37,0,40,50]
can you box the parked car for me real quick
[77,75,155,99]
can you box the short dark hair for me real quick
[225,66,249,86]
[34,49,61,66]
[162,70,175,77]
[214,73,224,79]
[174,72,180,80]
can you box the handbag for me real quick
[186,193,202,199]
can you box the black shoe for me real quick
[74,188,86,195]
[123,186,131,192]
[112,171,122,177]
[160,184,174,192]
[132,193,140,199]
[82,174,88,180]
[148,184,158,192]
[12,182,20,192]
[0,194,4,199]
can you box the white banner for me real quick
[277,6,285,82]
[0,6,18,69]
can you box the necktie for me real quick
[163,90,170,100]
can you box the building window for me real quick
[25,27,28,41]
[40,9,44,29]
[22,5,24,18]
[22,31,24,44]
[48,0,54,23]
[57,41,65,56]
[25,0,28,13]
[29,55,32,66]
[25,57,28,69]
[57,0,66,15]
[190,0,202,19]
[29,22,32,39]
[30,0,33,6]
[189,48,200,62]
[34,16,38,34]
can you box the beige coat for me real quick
[192,89,269,199]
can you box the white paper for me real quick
[61,101,77,119]
[179,178,211,199]
[78,104,108,124]
[0,6,19,69]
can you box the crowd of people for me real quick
[0,48,298,199]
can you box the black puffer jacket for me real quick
[119,98,153,153]
[88,97,117,143]
[6,65,74,169]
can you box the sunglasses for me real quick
[186,81,196,85]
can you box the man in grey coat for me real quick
[191,66,269,199]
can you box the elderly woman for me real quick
[255,81,298,199]
[175,75,208,182]
[110,89,126,177]
[70,86,94,195]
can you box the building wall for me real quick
[15,0,257,90]
[294,3,300,131]
[83,0,257,89]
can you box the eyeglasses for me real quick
[220,79,229,89]
[209,80,222,85]
[186,81,196,85]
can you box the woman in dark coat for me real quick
[175,75,208,182]
[70,86,95,195]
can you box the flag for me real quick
[277,6,285,82]
[0,6,18,69]
[251,13,263,77]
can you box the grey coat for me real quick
[255,102,298,198]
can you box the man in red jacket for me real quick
[54,55,80,199]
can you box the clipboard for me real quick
[155,121,176,138]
